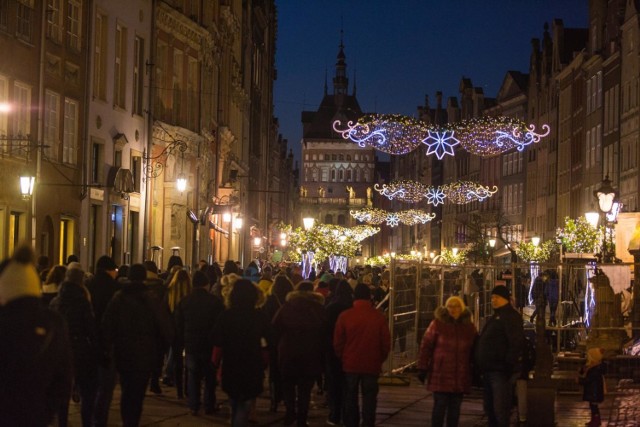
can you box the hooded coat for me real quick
[418,306,478,393]
[272,290,327,378]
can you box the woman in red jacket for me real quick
[418,296,478,427]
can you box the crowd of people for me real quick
[0,245,605,427]
[0,246,393,427]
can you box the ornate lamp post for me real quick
[594,176,618,263]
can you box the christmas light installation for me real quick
[332,114,429,155]
[396,209,436,226]
[349,208,388,224]
[350,208,436,228]
[373,180,429,203]
[442,181,499,204]
[333,114,550,158]
[453,116,551,156]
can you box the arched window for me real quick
[346,154,351,161]
[337,214,346,225]
[325,214,333,224]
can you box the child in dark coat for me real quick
[579,347,606,427]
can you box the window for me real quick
[0,75,7,143]
[346,169,352,181]
[172,49,183,124]
[155,41,167,118]
[93,12,108,100]
[132,36,144,115]
[13,82,31,137]
[338,154,344,161]
[16,0,34,42]
[91,140,102,183]
[44,90,60,160]
[187,56,198,128]
[114,24,127,108]
[324,154,329,160]
[331,169,336,181]
[46,0,63,42]
[0,0,8,29]
[338,170,343,181]
[67,0,81,50]
[131,155,141,192]
[346,155,351,161]
[63,98,78,164]
[331,154,337,161]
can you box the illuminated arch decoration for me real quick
[333,114,550,158]
[453,116,551,156]
[373,180,429,203]
[442,181,499,204]
[333,114,429,155]
[350,208,436,228]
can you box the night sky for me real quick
[273,0,589,164]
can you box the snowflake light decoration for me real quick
[422,130,460,160]
[385,213,400,227]
[425,186,446,206]
[333,114,428,155]
[373,180,429,203]
[442,181,499,204]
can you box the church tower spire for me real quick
[333,29,348,95]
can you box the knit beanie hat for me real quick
[491,285,511,300]
[0,246,42,305]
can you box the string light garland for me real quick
[374,179,498,205]
[333,114,430,155]
[373,180,429,203]
[333,114,550,158]
[350,208,436,227]
[442,181,499,204]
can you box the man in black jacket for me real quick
[103,264,174,427]
[86,255,120,427]
[175,270,225,415]
[475,285,524,427]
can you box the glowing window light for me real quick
[422,130,460,160]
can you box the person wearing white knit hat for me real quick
[0,245,73,426]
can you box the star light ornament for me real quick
[422,130,460,160]
[386,213,400,227]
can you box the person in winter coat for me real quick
[417,296,478,427]
[0,246,73,427]
[544,270,559,326]
[212,278,271,427]
[324,279,353,426]
[475,285,524,427]
[85,255,120,427]
[273,280,327,426]
[334,283,391,427]
[175,270,225,415]
[102,264,174,427]
[50,265,100,427]
[579,347,606,427]
[261,274,294,412]
[42,264,66,306]
[165,269,192,398]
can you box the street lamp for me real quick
[585,210,600,228]
[594,176,619,263]
[531,236,540,248]
[176,173,187,193]
[303,216,315,230]
[20,175,35,200]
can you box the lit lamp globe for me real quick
[594,176,618,214]
[303,217,315,230]
[20,175,35,199]
[489,238,496,248]
[176,173,187,193]
[531,236,540,247]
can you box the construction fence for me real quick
[382,258,640,380]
